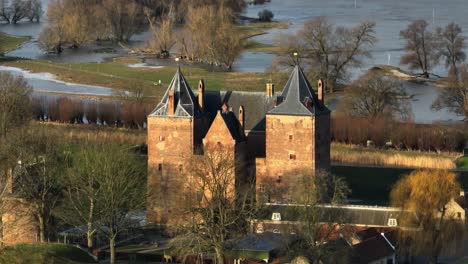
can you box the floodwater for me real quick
[0,0,467,123]
[0,66,119,96]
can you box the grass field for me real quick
[332,164,468,205]
[0,243,97,263]
[0,33,29,54]
[1,57,280,100]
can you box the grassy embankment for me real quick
[0,243,97,264]
[1,57,280,99]
[0,33,29,54]
[238,21,289,52]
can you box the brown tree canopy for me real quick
[432,64,468,121]
[400,20,440,78]
[274,17,376,92]
[339,72,411,120]
[390,170,464,264]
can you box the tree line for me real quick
[0,0,42,24]
[31,96,155,129]
[39,0,245,70]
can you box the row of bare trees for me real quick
[332,115,468,152]
[31,97,155,129]
[0,0,41,24]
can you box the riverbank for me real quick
[0,33,29,53]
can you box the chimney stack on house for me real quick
[318,79,325,103]
[198,79,205,111]
[239,105,245,134]
[266,82,275,97]
[168,90,175,115]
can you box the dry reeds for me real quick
[331,143,457,169]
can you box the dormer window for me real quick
[289,134,293,141]
[388,218,397,227]
[272,212,281,221]
[159,136,165,142]
[289,153,296,160]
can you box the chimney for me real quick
[266,83,275,97]
[239,105,245,134]
[198,79,204,111]
[168,90,175,115]
[318,79,325,103]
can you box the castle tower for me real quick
[257,65,331,203]
[146,68,206,224]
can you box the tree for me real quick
[60,142,105,250]
[145,12,175,58]
[13,128,67,243]
[0,72,32,139]
[258,9,273,22]
[170,145,255,264]
[179,5,243,70]
[94,143,146,264]
[432,64,468,121]
[100,0,142,41]
[436,22,466,75]
[38,0,66,53]
[274,17,376,92]
[400,20,440,78]
[280,171,351,263]
[26,0,42,22]
[390,170,465,264]
[340,72,411,120]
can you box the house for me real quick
[146,65,331,224]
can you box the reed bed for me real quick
[331,143,458,169]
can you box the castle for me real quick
[146,65,331,224]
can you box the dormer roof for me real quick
[150,68,201,117]
[268,66,330,116]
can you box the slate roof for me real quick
[200,91,276,131]
[150,68,201,117]
[268,66,330,116]
[351,234,395,264]
[255,204,419,229]
[220,111,245,142]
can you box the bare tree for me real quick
[179,5,242,70]
[26,0,42,22]
[13,128,66,243]
[59,142,105,250]
[436,22,466,75]
[274,17,376,92]
[340,72,411,120]
[0,72,32,139]
[145,12,175,58]
[170,145,255,264]
[391,170,465,264]
[100,0,142,41]
[94,143,146,264]
[432,64,468,121]
[400,20,440,78]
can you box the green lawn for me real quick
[457,157,468,169]
[0,243,97,263]
[332,165,468,205]
[0,33,29,54]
